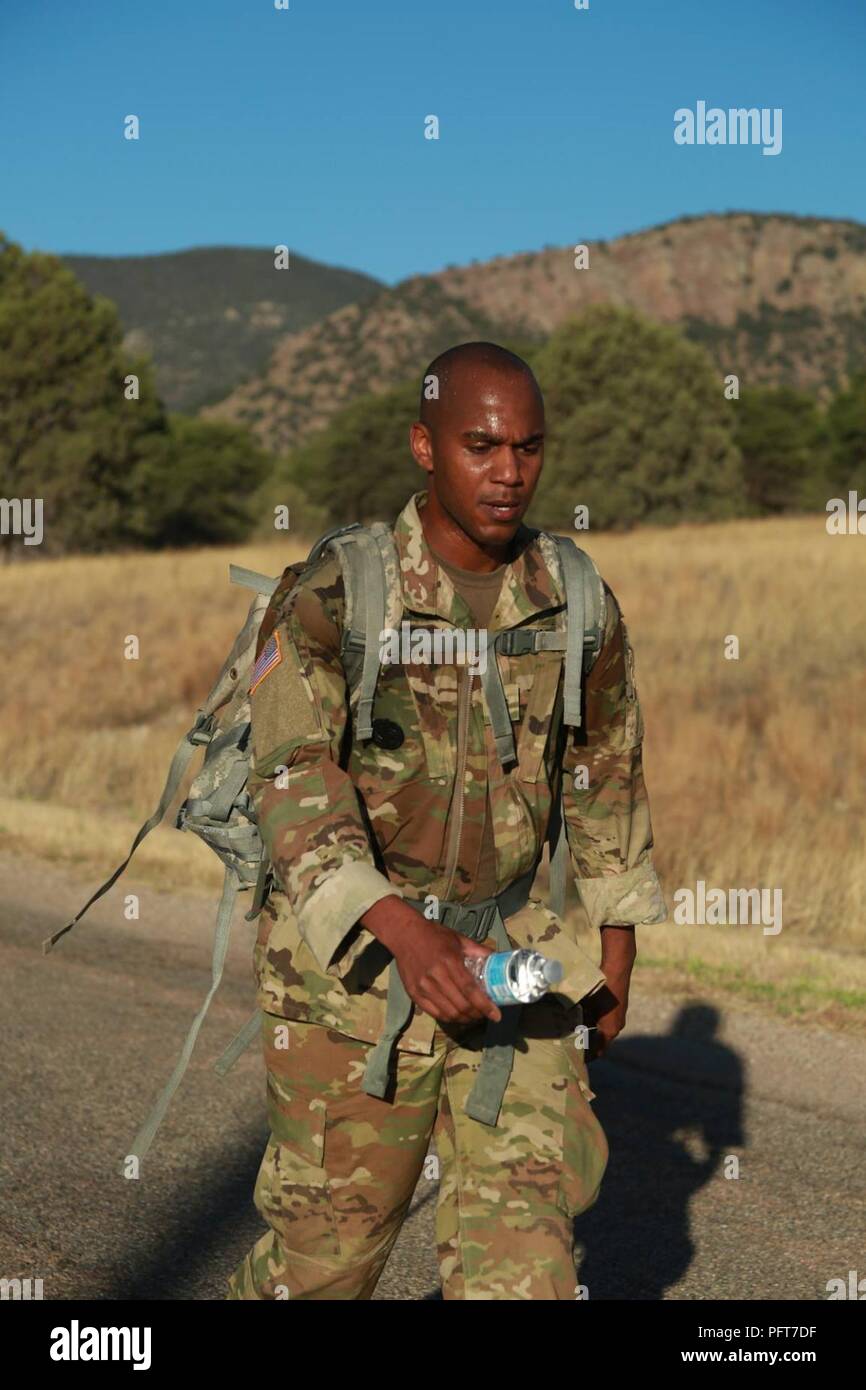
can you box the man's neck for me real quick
[418,491,515,573]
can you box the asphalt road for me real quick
[1,850,863,1301]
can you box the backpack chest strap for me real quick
[333,528,604,770]
[483,616,601,769]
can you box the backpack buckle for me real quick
[438,899,498,941]
[187,712,216,746]
[495,629,537,657]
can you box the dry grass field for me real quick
[2,514,865,1025]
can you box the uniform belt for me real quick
[360,866,535,1126]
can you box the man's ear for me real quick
[409,420,434,473]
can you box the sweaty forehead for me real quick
[433,365,543,431]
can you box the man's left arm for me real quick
[561,583,668,1054]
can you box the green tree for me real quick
[733,385,829,513]
[132,415,272,546]
[527,305,744,530]
[269,379,424,528]
[0,232,168,559]
[825,373,866,494]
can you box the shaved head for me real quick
[409,340,546,569]
[419,341,542,431]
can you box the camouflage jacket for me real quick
[247,489,667,1055]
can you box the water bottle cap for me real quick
[542,959,563,985]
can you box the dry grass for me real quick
[2,516,865,992]
[587,516,866,952]
[633,920,866,1033]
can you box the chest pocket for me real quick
[512,649,565,783]
[355,650,457,784]
[402,659,458,780]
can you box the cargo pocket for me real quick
[504,899,607,1008]
[555,1034,609,1220]
[254,1021,341,1259]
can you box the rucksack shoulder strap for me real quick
[305,520,364,568]
[542,535,606,919]
[314,521,400,743]
[549,535,606,730]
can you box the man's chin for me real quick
[473,505,525,538]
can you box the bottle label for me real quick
[483,952,519,1006]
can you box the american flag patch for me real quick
[249,631,283,694]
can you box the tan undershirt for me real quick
[430,545,505,898]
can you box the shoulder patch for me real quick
[249,631,283,694]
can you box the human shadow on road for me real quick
[575,1001,745,1299]
[423,1001,744,1302]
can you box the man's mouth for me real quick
[480,500,522,521]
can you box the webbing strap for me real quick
[42,711,213,954]
[360,964,414,1099]
[556,538,587,729]
[340,536,369,656]
[494,627,563,656]
[228,565,279,596]
[534,631,566,651]
[545,538,606,916]
[213,1009,262,1077]
[582,548,598,655]
[244,852,271,922]
[480,621,579,770]
[121,866,239,1172]
[461,908,522,1126]
[210,849,271,1073]
[361,867,534,1126]
[480,632,517,768]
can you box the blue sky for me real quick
[2,0,864,284]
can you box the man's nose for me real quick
[489,447,522,481]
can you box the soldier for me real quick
[227,341,667,1301]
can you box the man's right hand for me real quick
[361,897,502,1025]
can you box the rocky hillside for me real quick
[63,246,382,413]
[204,276,513,453]
[202,213,866,454]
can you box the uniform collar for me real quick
[392,489,564,630]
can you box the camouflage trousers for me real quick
[226,1002,608,1300]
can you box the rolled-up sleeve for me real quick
[561,585,668,930]
[247,558,401,977]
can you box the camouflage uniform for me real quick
[227,489,666,1300]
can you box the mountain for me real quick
[201,213,866,455]
[207,276,513,452]
[62,246,383,414]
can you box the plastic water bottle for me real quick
[464,948,563,1006]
